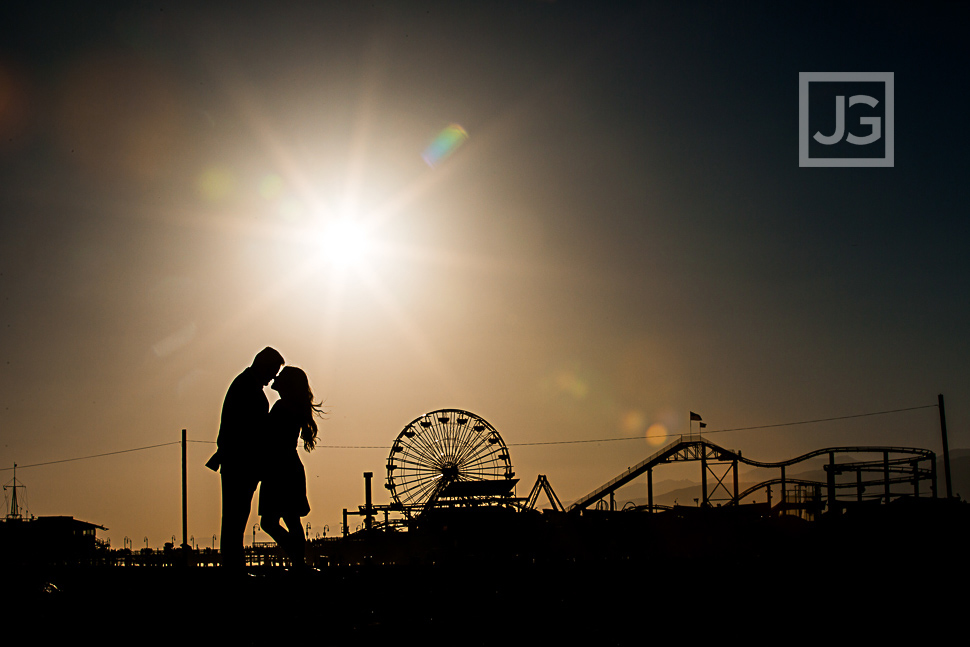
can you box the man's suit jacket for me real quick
[208,367,269,476]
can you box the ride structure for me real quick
[310,404,967,572]
[340,406,945,538]
[385,408,517,515]
[343,408,521,534]
[568,434,938,518]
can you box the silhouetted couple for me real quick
[207,347,323,571]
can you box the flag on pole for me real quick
[689,412,702,421]
[699,422,707,428]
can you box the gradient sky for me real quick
[1,1,967,547]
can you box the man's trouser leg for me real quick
[220,470,258,569]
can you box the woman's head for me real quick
[271,366,309,399]
[272,366,323,451]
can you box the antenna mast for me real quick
[4,463,26,520]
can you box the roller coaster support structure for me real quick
[568,436,936,516]
[523,475,565,512]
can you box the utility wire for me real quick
[0,442,181,471]
[512,437,649,446]
[0,403,939,468]
[513,404,938,446]
[320,445,388,449]
[698,404,937,435]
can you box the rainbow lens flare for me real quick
[422,123,468,167]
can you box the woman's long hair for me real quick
[276,367,325,451]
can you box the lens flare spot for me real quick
[422,123,468,168]
[554,370,588,400]
[646,423,668,447]
[197,166,236,202]
[0,63,30,148]
[621,410,646,435]
[259,173,284,200]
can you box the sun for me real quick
[322,217,372,268]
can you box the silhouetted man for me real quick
[207,347,284,569]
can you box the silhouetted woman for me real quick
[258,366,322,569]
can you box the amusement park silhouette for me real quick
[5,392,969,642]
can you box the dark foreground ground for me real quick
[6,499,969,645]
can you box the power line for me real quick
[509,404,939,446]
[511,437,645,447]
[320,445,387,449]
[699,404,937,435]
[321,403,941,448]
[0,442,181,472]
[0,402,940,467]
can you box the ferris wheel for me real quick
[385,409,515,512]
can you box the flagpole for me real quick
[689,411,703,438]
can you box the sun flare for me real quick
[323,217,371,268]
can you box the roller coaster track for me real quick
[734,471,934,503]
[568,436,937,514]
[568,437,687,512]
[734,445,934,468]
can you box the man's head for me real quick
[251,347,285,385]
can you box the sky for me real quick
[1,1,968,548]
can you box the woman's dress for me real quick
[258,399,311,518]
